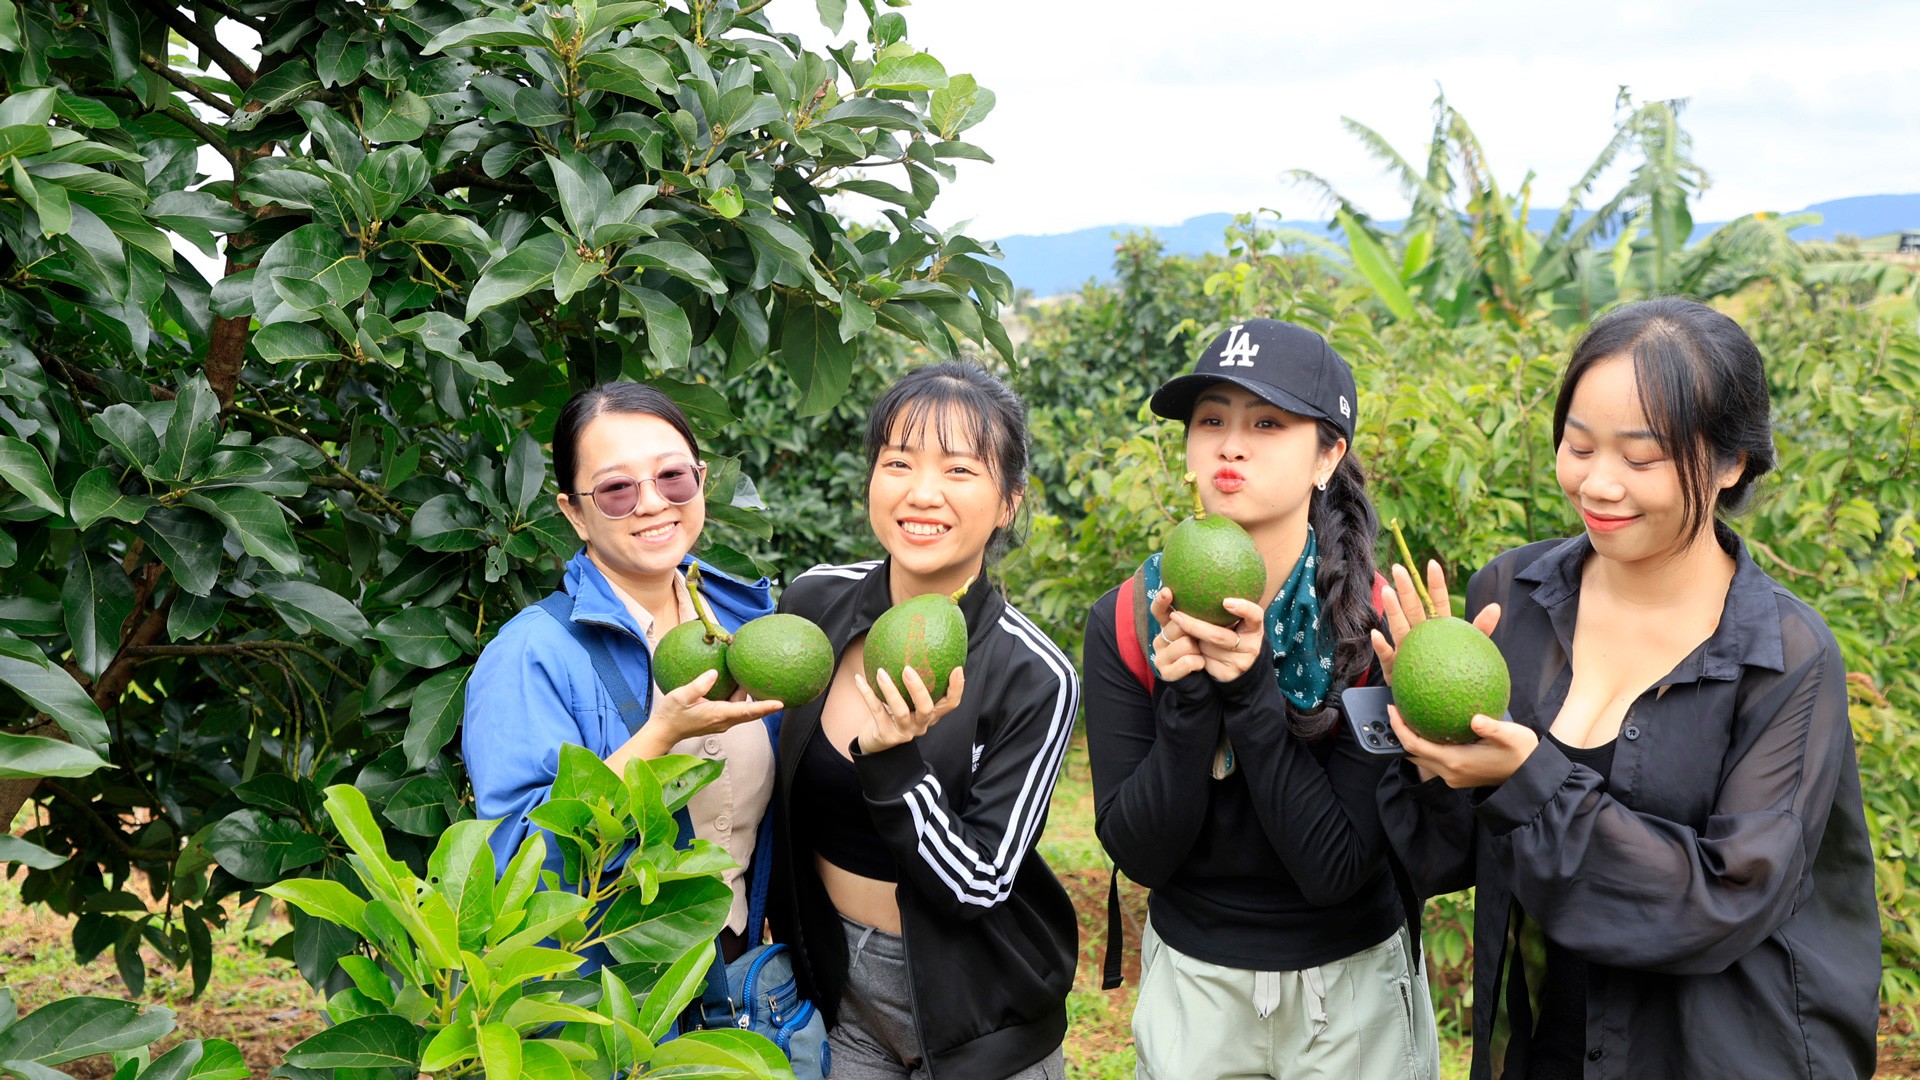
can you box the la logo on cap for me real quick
[1217,324,1259,368]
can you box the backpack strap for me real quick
[1114,569,1154,694]
[1101,868,1125,990]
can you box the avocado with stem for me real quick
[1161,471,1267,627]
[1384,519,1510,745]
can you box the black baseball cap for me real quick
[1150,318,1358,441]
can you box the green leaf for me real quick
[547,151,615,240]
[427,818,496,950]
[0,998,174,1066]
[505,431,546,516]
[134,507,225,597]
[706,185,743,219]
[283,1015,422,1070]
[647,1028,783,1078]
[838,288,876,342]
[620,285,691,369]
[0,125,53,160]
[404,664,471,768]
[155,375,221,483]
[778,302,854,417]
[865,51,949,91]
[0,732,112,780]
[419,1018,477,1072]
[62,550,136,680]
[387,213,492,252]
[814,0,847,32]
[255,580,374,648]
[466,234,565,319]
[204,810,326,883]
[358,87,431,143]
[183,488,300,573]
[371,607,463,669]
[321,784,417,910]
[0,88,55,128]
[233,61,320,131]
[0,436,63,517]
[259,878,375,941]
[635,940,715,1044]
[89,404,160,467]
[578,49,676,100]
[423,17,552,53]
[181,1038,247,1080]
[0,640,110,754]
[0,835,67,870]
[409,493,487,551]
[477,1022,522,1080]
[1336,208,1415,322]
[622,241,725,295]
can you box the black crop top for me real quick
[794,728,898,882]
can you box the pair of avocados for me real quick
[1161,473,1506,744]
[655,566,968,709]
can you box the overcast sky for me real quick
[762,0,1920,239]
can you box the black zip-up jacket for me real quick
[768,559,1080,1079]
[1082,584,1403,970]
[1378,530,1879,1080]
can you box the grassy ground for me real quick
[4,738,1918,1077]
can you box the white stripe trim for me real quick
[903,608,1078,906]
[794,559,884,582]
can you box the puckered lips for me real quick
[1212,467,1246,494]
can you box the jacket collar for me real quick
[848,557,1004,643]
[562,549,772,639]
[1514,524,1787,679]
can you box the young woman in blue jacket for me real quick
[463,382,782,966]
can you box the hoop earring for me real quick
[1315,476,1329,492]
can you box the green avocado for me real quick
[1391,616,1510,744]
[654,620,735,700]
[1383,519,1510,744]
[865,590,969,700]
[727,613,834,707]
[1161,473,1267,626]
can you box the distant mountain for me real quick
[995,195,1920,297]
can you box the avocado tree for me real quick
[0,0,1011,996]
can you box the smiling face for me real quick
[1184,384,1344,539]
[1556,354,1739,564]
[556,410,705,586]
[867,405,1019,599]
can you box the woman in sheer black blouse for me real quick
[1374,298,1879,1080]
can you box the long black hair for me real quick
[863,361,1031,566]
[1303,419,1379,740]
[552,382,701,496]
[1553,297,1775,542]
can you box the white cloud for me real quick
[762,0,1920,237]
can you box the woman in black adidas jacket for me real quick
[769,363,1080,1080]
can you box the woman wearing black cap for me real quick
[1375,298,1877,1079]
[1083,319,1439,1079]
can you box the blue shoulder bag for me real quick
[537,592,831,1079]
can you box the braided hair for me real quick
[1299,419,1380,741]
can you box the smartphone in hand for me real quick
[1341,685,1406,756]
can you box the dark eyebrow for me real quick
[1564,416,1657,441]
[1194,390,1234,408]
[590,452,694,479]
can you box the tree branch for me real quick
[138,0,258,89]
[130,641,366,692]
[40,781,174,863]
[185,0,266,35]
[230,404,409,517]
[430,166,542,198]
[142,53,237,115]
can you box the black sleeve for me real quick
[852,632,1080,921]
[1477,611,1855,975]
[1212,643,1397,906]
[1082,591,1221,889]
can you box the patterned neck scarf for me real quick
[1144,526,1332,711]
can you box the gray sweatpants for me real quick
[829,914,1066,1080]
[1132,919,1440,1080]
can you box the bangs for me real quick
[866,376,1008,479]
